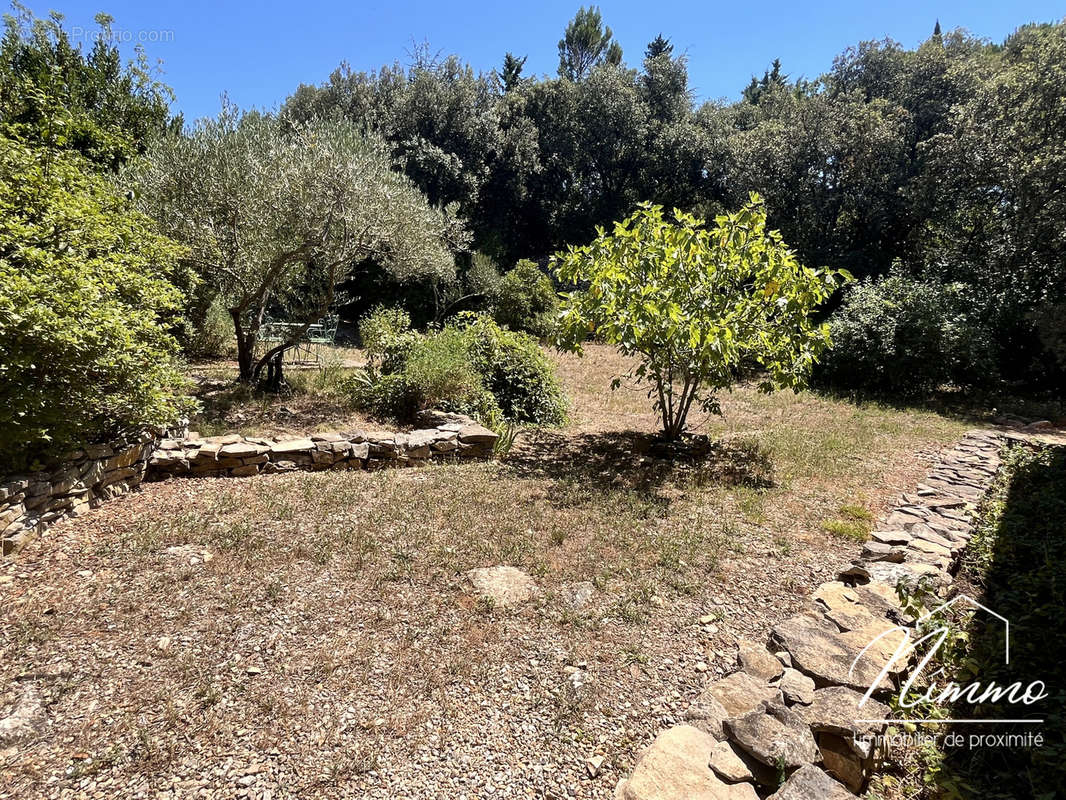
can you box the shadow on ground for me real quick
[941,444,1066,798]
[504,427,775,499]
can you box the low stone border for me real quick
[145,414,498,480]
[614,430,1006,800]
[1,437,157,556]
[1,412,498,557]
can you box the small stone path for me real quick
[614,430,1006,799]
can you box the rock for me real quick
[269,439,315,455]
[466,566,537,607]
[457,423,498,445]
[684,695,730,739]
[770,614,893,692]
[766,764,856,799]
[774,651,792,667]
[724,701,820,771]
[861,541,905,562]
[415,409,474,428]
[708,740,752,783]
[1023,420,1052,432]
[617,725,760,800]
[778,668,815,705]
[701,670,782,717]
[797,686,890,753]
[0,688,45,747]
[818,733,869,793]
[562,581,596,609]
[586,754,605,778]
[737,639,784,681]
[219,441,266,457]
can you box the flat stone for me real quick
[770,614,893,692]
[457,422,498,445]
[219,441,266,457]
[466,566,537,607]
[701,670,782,717]
[269,439,315,454]
[724,702,820,770]
[616,725,760,800]
[767,764,857,799]
[684,695,730,739]
[708,740,752,783]
[818,733,869,793]
[797,686,890,753]
[0,688,45,746]
[861,541,905,562]
[778,668,815,705]
[737,639,784,681]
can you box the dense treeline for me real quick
[2,4,1064,469]
[285,11,1066,390]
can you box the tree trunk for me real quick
[231,308,257,383]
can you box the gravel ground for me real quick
[1,347,966,799]
[0,475,868,800]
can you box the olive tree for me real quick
[553,196,848,439]
[129,105,465,385]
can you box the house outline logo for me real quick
[849,593,1045,726]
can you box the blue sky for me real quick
[21,0,1066,121]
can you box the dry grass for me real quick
[0,344,970,798]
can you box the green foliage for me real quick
[494,259,559,338]
[553,196,847,438]
[557,6,622,81]
[186,295,234,359]
[0,5,175,169]
[130,106,465,383]
[358,306,414,372]
[462,314,567,425]
[349,314,566,427]
[886,445,1066,798]
[817,270,992,396]
[0,135,192,468]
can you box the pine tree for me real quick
[501,52,527,92]
[645,34,673,60]
[557,6,623,80]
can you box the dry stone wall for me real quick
[144,416,498,480]
[0,436,157,556]
[1,412,498,557]
[615,430,1006,800]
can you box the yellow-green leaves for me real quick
[552,196,851,438]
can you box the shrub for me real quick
[494,259,559,339]
[401,326,498,418]
[463,315,567,425]
[817,269,992,396]
[359,306,416,373]
[554,198,845,439]
[187,295,234,358]
[0,137,193,469]
[348,314,566,427]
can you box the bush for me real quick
[494,259,559,339]
[401,326,498,418]
[348,314,566,427]
[817,270,993,396]
[463,316,567,425]
[0,137,193,469]
[358,306,418,375]
[186,295,234,358]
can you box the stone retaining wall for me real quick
[0,437,156,556]
[1,412,499,557]
[144,415,498,480]
[614,430,1006,800]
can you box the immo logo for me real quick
[850,594,1047,727]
